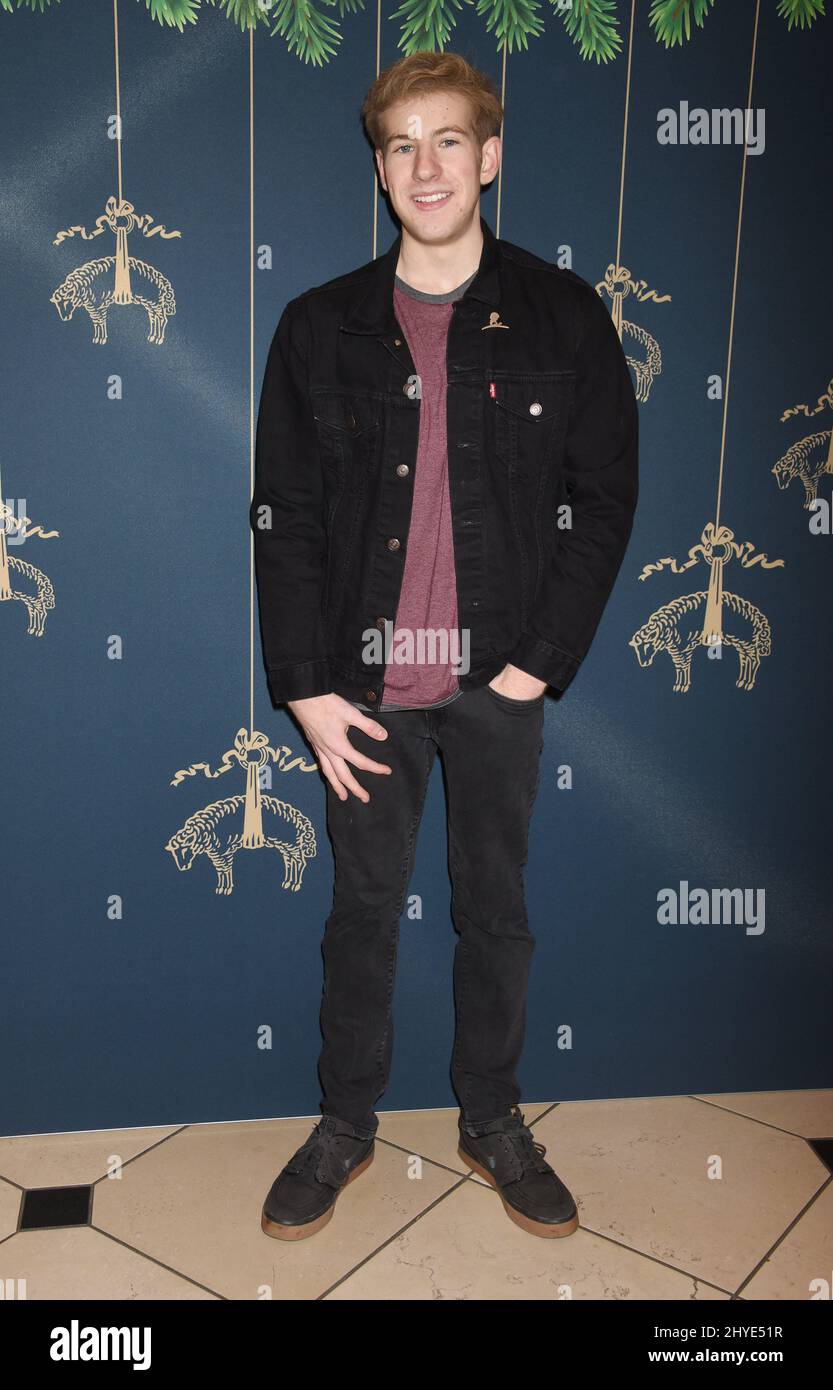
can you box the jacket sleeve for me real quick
[250,296,333,705]
[507,282,639,692]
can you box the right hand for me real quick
[287,692,391,803]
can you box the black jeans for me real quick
[316,682,546,1139]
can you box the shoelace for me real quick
[505,1107,551,1173]
[292,1117,372,1173]
[288,1123,356,1174]
[513,1129,549,1172]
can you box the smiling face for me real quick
[374,89,500,247]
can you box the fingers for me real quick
[329,726,392,776]
[308,710,394,803]
[316,750,348,801]
[341,712,391,773]
[316,748,372,804]
[344,748,392,775]
[329,755,371,804]
[349,711,389,742]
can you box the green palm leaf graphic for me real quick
[474,0,545,54]
[556,0,622,63]
[389,0,466,51]
[0,0,827,63]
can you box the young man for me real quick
[251,52,638,1242]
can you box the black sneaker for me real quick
[457,1105,579,1238]
[261,1114,376,1240]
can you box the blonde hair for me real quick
[361,50,503,156]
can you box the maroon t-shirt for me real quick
[350,269,476,713]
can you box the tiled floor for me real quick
[1,1091,830,1300]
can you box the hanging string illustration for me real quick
[50,1,180,345]
[772,373,833,513]
[630,0,784,693]
[165,29,317,898]
[595,0,671,403]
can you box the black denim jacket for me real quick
[251,215,639,707]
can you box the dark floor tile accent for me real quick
[806,1137,833,1174]
[19,1185,92,1231]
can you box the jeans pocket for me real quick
[484,682,546,711]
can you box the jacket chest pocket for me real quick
[312,391,380,624]
[312,389,380,499]
[490,373,572,476]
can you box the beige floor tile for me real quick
[528,1095,826,1291]
[693,1090,833,1138]
[93,1118,464,1300]
[325,1179,730,1300]
[376,1102,553,1185]
[0,1226,217,1299]
[740,1182,833,1300]
[0,1126,183,1188]
[5,1094,824,1300]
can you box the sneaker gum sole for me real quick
[260,1147,375,1241]
[458,1144,580,1239]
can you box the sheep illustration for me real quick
[621,320,663,404]
[596,263,670,404]
[50,254,176,345]
[630,590,772,693]
[1,554,55,635]
[771,430,833,510]
[165,794,317,896]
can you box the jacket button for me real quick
[386,538,400,551]
[365,690,377,702]
[529,402,542,416]
[346,411,357,430]
[375,616,387,630]
[393,338,402,347]
[396,464,409,477]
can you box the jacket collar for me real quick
[340,213,501,335]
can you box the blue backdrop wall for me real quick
[2,0,831,1138]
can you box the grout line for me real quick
[0,1123,193,1198]
[316,1173,475,1299]
[86,1223,228,1300]
[527,1102,561,1126]
[317,1145,738,1301]
[0,1189,25,1249]
[565,1221,736,1299]
[370,1101,561,1180]
[87,1125,193,1189]
[316,1167,737,1302]
[373,1134,483,1183]
[732,1174,833,1298]
[0,1173,28,1195]
[687,1094,833,1144]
